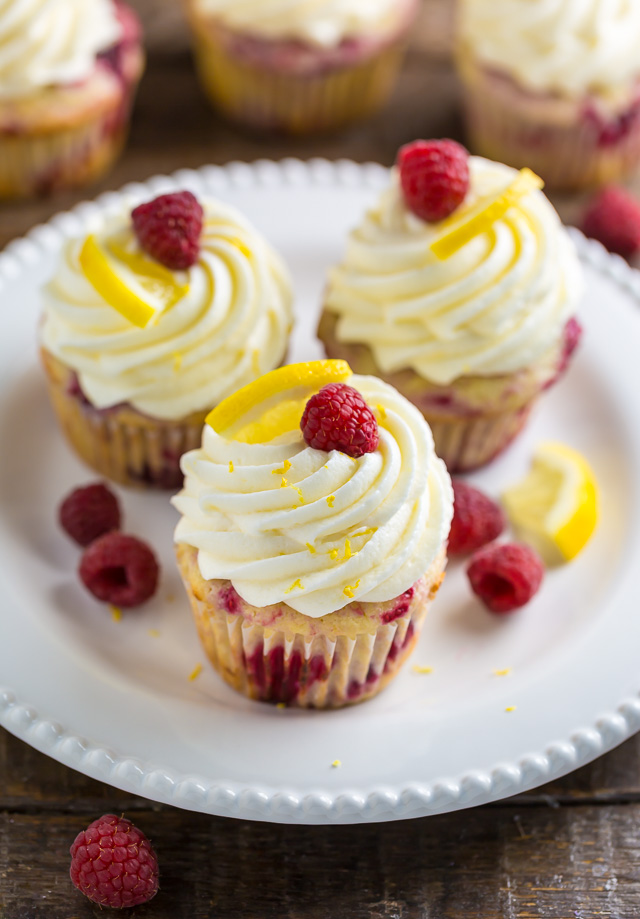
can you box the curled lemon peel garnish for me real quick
[206,360,352,444]
[430,168,544,261]
[502,441,598,566]
[80,233,189,328]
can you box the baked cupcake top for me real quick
[41,191,293,420]
[0,0,123,98]
[324,152,583,387]
[192,0,410,48]
[458,0,640,98]
[172,361,453,618]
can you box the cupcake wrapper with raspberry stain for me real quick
[186,20,410,135]
[41,349,205,490]
[176,543,446,709]
[458,56,640,191]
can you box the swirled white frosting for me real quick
[193,0,406,48]
[324,157,583,386]
[0,0,122,98]
[458,0,640,97]
[173,375,453,617]
[40,200,293,420]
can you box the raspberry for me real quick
[448,480,505,555]
[59,483,121,547]
[132,191,203,270]
[467,543,544,614]
[70,814,159,909]
[79,533,159,607]
[300,383,379,457]
[581,186,640,258]
[397,139,470,222]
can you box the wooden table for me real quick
[2,2,639,915]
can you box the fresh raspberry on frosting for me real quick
[300,383,379,458]
[79,533,159,607]
[581,186,640,258]
[398,139,470,222]
[59,482,121,547]
[70,814,159,908]
[448,480,505,555]
[467,543,544,614]
[132,191,204,270]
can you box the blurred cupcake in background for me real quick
[0,0,144,198]
[456,0,640,190]
[182,0,419,134]
[40,190,293,489]
[318,140,584,472]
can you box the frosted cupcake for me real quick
[182,0,419,134]
[456,0,640,190]
[172,360,453,708]
[0,0,144,198]
[40,190,293,489]
[318,140,584,472]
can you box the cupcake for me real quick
[182,0,419,135]
[318,140,584,473]
[0,0,144,198]
[172,360,453,708]
[40,190,293,489]
[456,0,640,190]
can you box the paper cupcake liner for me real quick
[177,544,446,709]
[0,71,140,199]
[42,350,205,489]
[188,27,408,135]
[459,60,640,190]
[427,405,534,473]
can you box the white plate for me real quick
[0,159,639,826]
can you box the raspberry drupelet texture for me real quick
[467,542,544,614]
[581,186,640,258]
[448,480,505,555]
[79,533,160,607]
[59,483,121,547]
[70,814,159,909]
[398,139,470,222]
[132,190,204,270]
[300,383,379,457]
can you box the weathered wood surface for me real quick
[2,0,640,915]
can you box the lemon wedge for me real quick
[79,233,189,328]
[502,442,598,566]
[430,168,544,261]
[206,360,352,443]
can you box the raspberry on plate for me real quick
[397,139,470,222]
[448,479,505,555]
[59,482,121,547]
[300,382,379,457]
[70,814,159,909]
[132,190,204,270]
[79,533,160,608]
[581,186,640,258]
[467,542,544,614]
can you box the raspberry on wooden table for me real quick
[70,814,159,909]
[397,139,470,222]
[59,482,121,547]
[448,479,505,555]
[79,532,159,607]
[132,190,204,269]
[581,186,640,258]
[300,383,379,457]
[467,543,544,614]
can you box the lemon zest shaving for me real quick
[229,461,234,473]
[493,668,512,677]
[280,477,288,488]
[329,549,339,561]
[306,543,317,554]
[286,579,304,593]
[272,460,292,475]
[189,664,203,682]
[148,629,160,638]
[343,579,360,599]
[376,403,387,421]
[110,605,122,622]
[327,495,335,508]
[173,352,183,372]
[505,706,517,713]
[412,665,433,675]
[294,487,304,504]
[331,760,342,768]
[343,539,352,560]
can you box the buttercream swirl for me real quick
[0,0,122,98]
[193,0,406,48]
[173,375,452,618]
[324,157,583,386]
[458,0,640,97]
[40,200,293,420]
